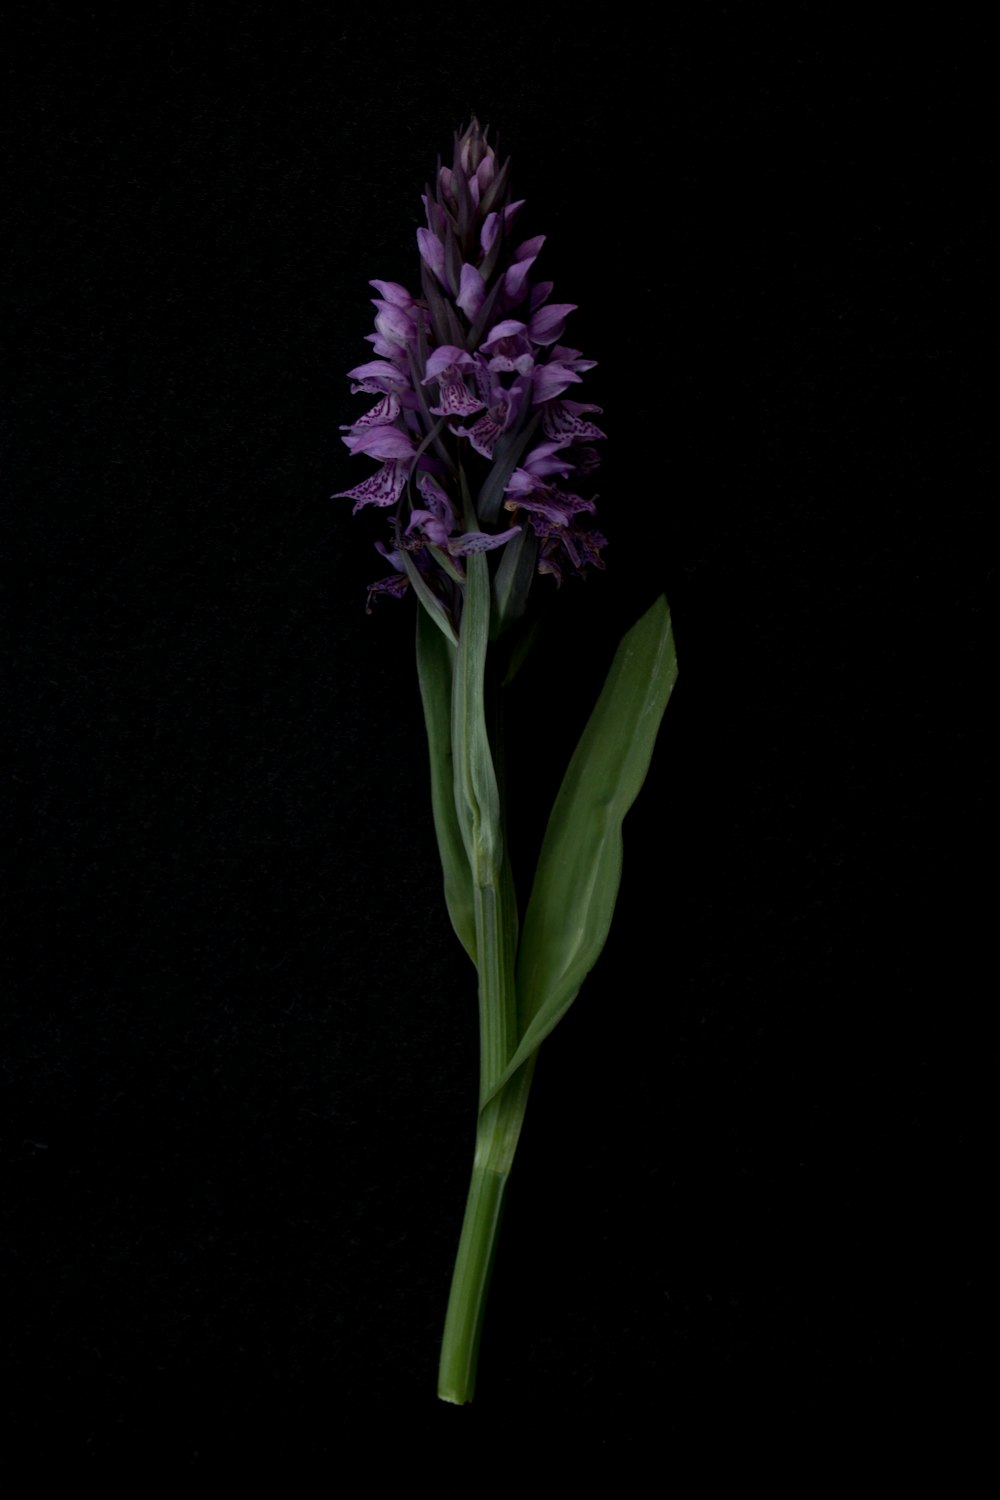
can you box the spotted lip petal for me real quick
[452,373,527,459]
[541,399,606,442]
[339,392,401,429]
[447,524,521,556]
[331,459,409,513]
[406,475,458,548]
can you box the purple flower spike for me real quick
[337,119,606,620]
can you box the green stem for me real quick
[472,871,518,1104]
[451,545,519,1104]
[438,526,529,1403]
[437,1056,537,1405]
[475,648,519,1105]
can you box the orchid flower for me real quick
[334,120,678,1403]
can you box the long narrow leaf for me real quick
[482,594,678,1102]
[452,552,501,876]
[452,551,519,1099]
[416,605,476,963]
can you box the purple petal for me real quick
[416,473,457,530]
[520,439,574,477]
[369,279,413,307]
[331,459,408,512]
[480,320,534,374]
[550,344,598,372]
[447,524,522,556]
[503,486,595,528]
[407,508,453,548]
[528,303,577,345]
[532,361,583,403]
[481,319,527,346]
[536,518,607,576]
[575,528,608,569]
[537,547,564,584]
[451,380,525,458]
[503,257,536,305]
[341,424,415,460]
[422,196,448,239]
[429,381,486,417]
[347,360,412,393]
[364,332,402,361]
[422,345,476,382]
[456,263,486,318]
[365,571,410,612]
[340,392,401,429]
[488,351,535,376]
[529,280,554,313]
[480,211,500,255]
[540,399,606,442]
[453,411,505,459]
[504,467,540,499]
[572,445,602,475]
[514,234,546,263]
[374,304,417,347]
[417,227,447,283]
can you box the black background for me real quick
[4,2,988,1473]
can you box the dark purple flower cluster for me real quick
[334,121,606,622]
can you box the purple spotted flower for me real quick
[334,120,606,622]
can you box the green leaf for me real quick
[416,605,476,963]
[451,551,519,1100]
[451,552,501,878]
[482,594,678,1103]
